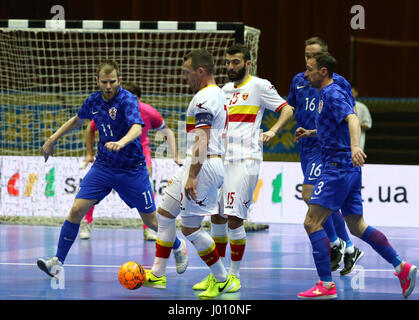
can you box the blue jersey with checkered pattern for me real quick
[316,82,355,168]
[287,72,354,156]
[78,87,145,169]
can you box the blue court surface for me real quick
[0,223,418,304]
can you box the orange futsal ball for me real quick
[118,261,146,290]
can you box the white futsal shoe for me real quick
[173,239,188,274]
[79,220,93,240]
[37,257,63,277]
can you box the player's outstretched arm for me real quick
[105,124,142,151]
[346,113,367,167]
[260,104,295,143]
[41,115,85,162]
[158,127,182,166]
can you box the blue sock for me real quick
[309,229,333,282]
[322,216,338,243]
[56,220,79,263]
[361,225,402,267]
[331,211,352,246]
[172,236,181,250]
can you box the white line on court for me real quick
[0,262,395,273]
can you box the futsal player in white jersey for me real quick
[143,49,237,299]
[193,44,294,293]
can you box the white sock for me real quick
[151,214,176,278]
[186,228,228,282]
[330,239,340,247]
[228,225,246,277]
[211,222,228,238]
[345,244,355,254]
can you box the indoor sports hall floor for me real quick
[0,223,418,300]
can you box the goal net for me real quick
[0,20,261,222]
[0,20,260,157]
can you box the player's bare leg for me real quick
[67,198,98,224]
[343,214,368,238]
[301,184,314,205]
[138,210,158,232]
[303,204,332,235]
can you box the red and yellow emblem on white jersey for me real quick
[222,75,288,161]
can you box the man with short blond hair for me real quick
[37,60,163,278]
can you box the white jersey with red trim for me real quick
[222,75,288,161]
[186,85,228,157]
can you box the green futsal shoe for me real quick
[143,269,166,289]
[198,274,236,299]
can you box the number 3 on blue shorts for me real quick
[313,181,324,195]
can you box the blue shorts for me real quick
[309,164,363,216]
[300,152,323,185]
[76,163,156,214]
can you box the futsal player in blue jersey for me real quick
[296,52,416,299]
[37,60,187,277]
[287,37,363,275]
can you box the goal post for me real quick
[0,20,261,221]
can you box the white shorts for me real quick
[221,159,261,219]
[165,156,224,217]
